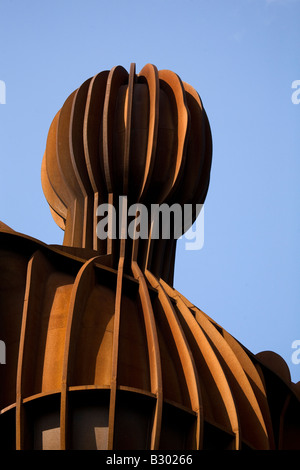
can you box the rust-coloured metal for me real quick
[0,64,299,450]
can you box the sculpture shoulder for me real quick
[0,225,112,302]
[0,221,15,232]
[0,223,49,261]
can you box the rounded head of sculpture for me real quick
[41,63,212,279]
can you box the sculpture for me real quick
[0,63,299,450]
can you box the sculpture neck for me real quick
[62,193,177,285]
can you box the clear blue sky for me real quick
[0,0,299,382]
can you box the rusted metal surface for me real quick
[0,64,299,450]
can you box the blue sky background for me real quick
[0,0,299,382]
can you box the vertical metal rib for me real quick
[102,65,128,194]
[123,63,135,195]
[157,69,189,203]
[137,64,159,200]
[15,257,34,450]
[107,191,127,449]
[56,90,83,247]
[16,251,54,449]
[60,256,101,449]
[83,71,109,250]
[69,78,94,249]
[44,110,72,237]
[108,71,136,443]
[131,236,163,449]
[107,256,123,448]
[145,270,203,449]
[180,83,207,201]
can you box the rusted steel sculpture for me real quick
[0,64,299,450]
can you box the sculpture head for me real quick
[41,63,212,282]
